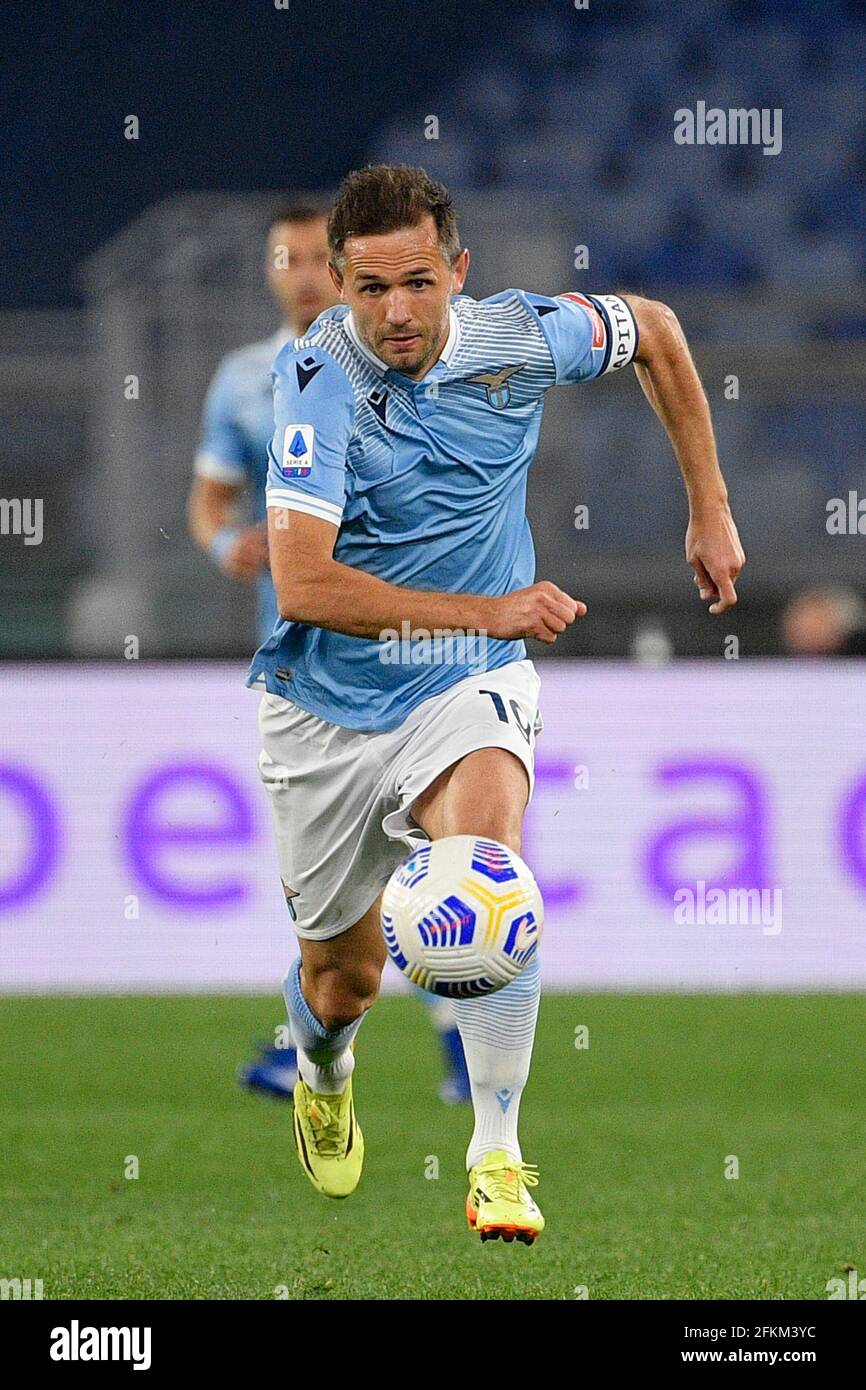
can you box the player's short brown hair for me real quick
[327,164,460,270]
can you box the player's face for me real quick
[266,218,336,333]
[332,215,469,379]
[782,594,848,655]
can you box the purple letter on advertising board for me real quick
[644,758,769,899]
[125,762,254,908]
[839,773,866,893]
[526,757,588,909]
[0,765,60,909]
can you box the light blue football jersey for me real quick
[246,289,638,731]
[195,329,288,640]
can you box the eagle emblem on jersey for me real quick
[465,363,526,409]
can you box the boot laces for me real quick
[305,1096,346,1157]
[476,1158,539,1203]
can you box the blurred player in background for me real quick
[189,202,334,639]
[188,201,471,1104]
[782,587,866,656]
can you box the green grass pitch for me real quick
[1,993,864,1299]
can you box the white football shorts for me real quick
[257,658,543,940]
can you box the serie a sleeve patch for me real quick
[280,424,315,478]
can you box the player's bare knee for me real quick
[463,812,522,854]
[303,961,381,1030]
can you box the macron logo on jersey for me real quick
[281,424,315,477]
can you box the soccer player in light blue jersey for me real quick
[190,202,336,641]
[189,200,472,1106]
[250,165,745,1239]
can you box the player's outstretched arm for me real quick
[622,294,746,615]
[268,508,585,644]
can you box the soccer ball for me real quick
[381,835,543,998]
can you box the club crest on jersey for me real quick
[466,363,526,409]
[281,424,314,477]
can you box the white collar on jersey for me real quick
[344,305,460,378]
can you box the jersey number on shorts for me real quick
[479,690,533,745]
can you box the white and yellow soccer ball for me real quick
[381,835,543,998]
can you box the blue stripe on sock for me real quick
[450,953,541,1049]
[284,956,330,1042]
[283,955,368,1056]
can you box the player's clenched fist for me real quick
[487,581,586,643]
[221,524,270,582]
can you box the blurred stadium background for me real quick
[1,0,864,660]
[2,0,866,1303]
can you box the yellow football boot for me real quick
[292,1073,364,1198]
[466,1149,544,1244]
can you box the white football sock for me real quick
[295,1042,356,1095]
[450,953,541,1169]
